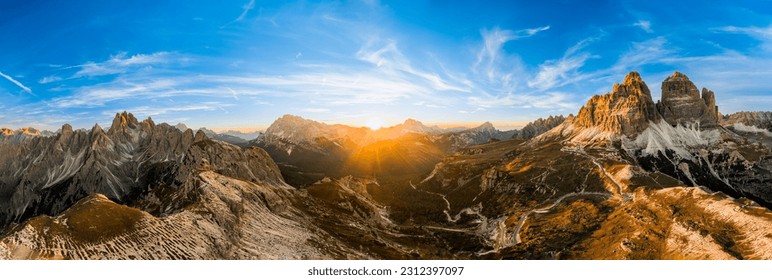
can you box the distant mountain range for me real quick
[0,71,770,260]
[249,114,562,186]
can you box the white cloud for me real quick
[634,20,653,33]
[0,71,32,94]
[39,75,62,84]
[73,52,174,77]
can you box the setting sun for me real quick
[365,117,385,130]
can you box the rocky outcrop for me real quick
[514,115,566,140]
[444,122,516,148]
[657,72,719,128]
[722,111,772,131]
[702,88,720,124]
[572,71,660,137]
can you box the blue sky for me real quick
[1,0,771,131]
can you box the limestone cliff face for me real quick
[656,72,719,127]
[572,71,660,137]
[568,71,725,140]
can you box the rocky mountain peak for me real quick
[277,114,307,124]
[721,111,772,131]
[194,129,208,142]
[61,124,73,134]
[403,118,423,126]
[142,117,155,128]
[19,127,40,136]
[665,71,689,81]
[91,123,105,136]
[268,114,321,132]
[109,111,139,134]
[90,123,111,145]
[174,123,190,132]
[612,71,652,97]
[516,115,566,140]
[622,71,643,83]
[396,118,447,135]
[1,128,12,137]
[572,71,660,137]
[478,121,495,130]
[661,71,700,99]
[657,72,719,127]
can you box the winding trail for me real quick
[409,180,454,222]
[409,180,488,226]
[564,146,626,196]
[512,192,610,244]
[512,145,625,245]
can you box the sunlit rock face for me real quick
[572,71,660,138]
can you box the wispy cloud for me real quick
[0,71,32,94]
[613,37,672,70]
[469,91,576,109]
[474,26,549,84]
[356,39,470,92]
[73,52,174,78]
[105,103,226,117]
[634,20,653,33]
[235,0,256,22]
[716,25,772,39]
[715,25,772,52]
[476,26,550,63]
[528,54,590,90]
[49,76,257,110]
[302,108,330,113]
[527,35,604,91]
[468,25,596,110]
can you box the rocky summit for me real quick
[657,72,720,128]
[572,71,660,137]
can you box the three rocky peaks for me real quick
[574,71,721,137]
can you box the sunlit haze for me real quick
[1,1,771,131]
